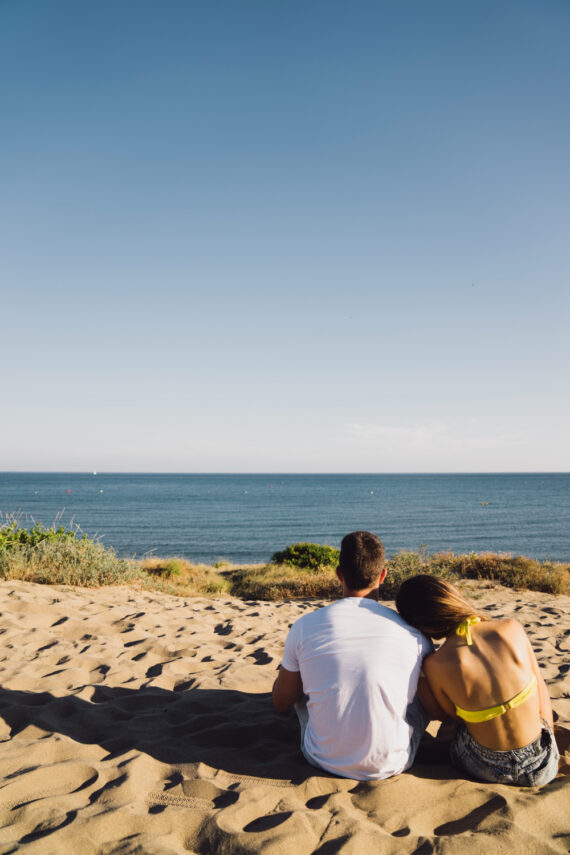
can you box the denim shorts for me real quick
[450,721,559,787]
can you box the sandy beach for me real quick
[0,579,567,854]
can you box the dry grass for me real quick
[429,551,569,595]
[0,538,146,588]
[226,563,339,600]
[0,532,567,600]
[139,557,232,596]
[227,552,569,601]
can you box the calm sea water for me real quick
[1,473,568,564]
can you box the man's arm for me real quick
[272,666,303,714]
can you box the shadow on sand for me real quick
[0,683,322,783]
[12,685,569,787]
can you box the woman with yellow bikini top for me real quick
[396,575,559,787]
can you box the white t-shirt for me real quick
[281,597,432,780]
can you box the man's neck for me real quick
[342,587,379,601]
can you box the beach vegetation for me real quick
[426,551,569,596]
[0,535,146,588]
[0,517,146,588]
[143,557,185,578]
[0,519,85,549]
[0,518,567,599]
[228,550,569,601]
[270,542,340,571]
[379,551,445,599]
[226,563,338,600]
[140,556,232,596]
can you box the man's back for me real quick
[282,597,431,780]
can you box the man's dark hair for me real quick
[338,531,386,590]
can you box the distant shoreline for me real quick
[2,470,570,475]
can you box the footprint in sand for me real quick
[179,777,240,809]
[433,794,507,835]
[306,794,333,810]
[214,622,234,636]
[243,811,293,832]
[0,763,98,809]
[18,806,77,845]
[246,649,273,665]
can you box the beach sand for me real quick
[0,579,568,854]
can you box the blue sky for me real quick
[1,0,569,472]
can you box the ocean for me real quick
[0,473,568,564]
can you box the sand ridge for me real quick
[0,579,568,854]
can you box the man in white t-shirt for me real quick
[272,531,432,780]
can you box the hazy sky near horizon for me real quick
[1,0,569,473]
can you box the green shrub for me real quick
[271,542,340,571]
[0,518,146,588]
[0,520,84,549]
[0,537,146,587]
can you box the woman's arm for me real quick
[523,631,554,728]
[417,673,449,721]
[422,654,459,721]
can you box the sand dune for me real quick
[0,579,568,854]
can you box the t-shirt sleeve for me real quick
[281,620,301,672]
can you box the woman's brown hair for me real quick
[396,574,483,639]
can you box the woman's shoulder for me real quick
[422,645,450,674]
[480,617,527,639]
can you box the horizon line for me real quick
[2,471,569,477]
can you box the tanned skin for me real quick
[418,618,554,751]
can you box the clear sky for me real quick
[1,0,569,472]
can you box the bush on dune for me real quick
[0,519,83,548]
[0,536,145,587]
[0,518,148,588]
[270,542,340,571]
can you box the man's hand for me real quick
[272,666,303,714]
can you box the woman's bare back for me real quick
[423,619,552,750]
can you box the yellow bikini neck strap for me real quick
[456,616,481,646]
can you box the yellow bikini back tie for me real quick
[455,674,538,723]
[456,616,481,646]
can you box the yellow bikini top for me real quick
[456,616,481,646]
[453,617,538,723]
[455,674,538,723]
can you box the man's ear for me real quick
[336,566,343,583]
[378,568,387,585]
